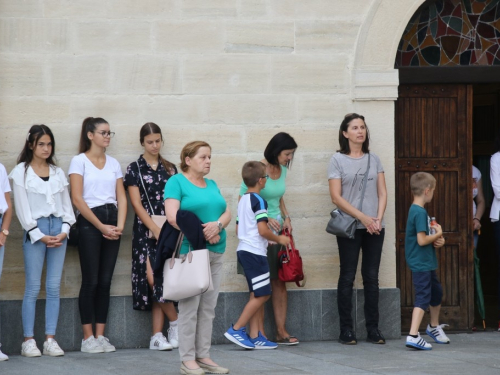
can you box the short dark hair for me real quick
[78,117,109,153]
[338,113,370,154]
[263,132,297,168]
[18,124,57,173]
[242,161,266,188]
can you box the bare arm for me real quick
[0,192,12,246]
[474,177,485,231]
[129,185,162,239]
[376,172,388,230]
[279,197,292,231]
[115,178,127,232]
[257,221,290,246]
[165,198,180,230]
[416,224,443,246]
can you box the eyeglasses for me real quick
[95,131,115,138]
[260,175,269,180]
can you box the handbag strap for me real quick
[357,153,371,213]
[136,161,155,215]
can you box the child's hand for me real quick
[277,235,290,246]
[431,223,442,236]
[434,236,445,248]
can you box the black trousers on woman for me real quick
[78,204,120,325]
[336,229,385,333]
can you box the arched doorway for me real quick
[395,0,500,332]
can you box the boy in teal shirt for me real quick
[405,172,448,350]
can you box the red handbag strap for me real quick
[283,228,296,254]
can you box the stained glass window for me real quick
[395,0,500,67]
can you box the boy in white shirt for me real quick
[224,161,290,349]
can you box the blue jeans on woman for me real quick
[336,229,385,333]
[22,215,67,337]
[78,204,120,325]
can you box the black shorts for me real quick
[237,250,271,297]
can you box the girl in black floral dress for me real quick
[124,123,179,350]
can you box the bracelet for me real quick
[284,215,291,220]
[473,218,480,222]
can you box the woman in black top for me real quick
[124,123,179,350]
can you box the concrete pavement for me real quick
[2,332,500,375]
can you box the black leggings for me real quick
[78,204,120,325]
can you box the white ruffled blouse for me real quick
[9,163,76,243]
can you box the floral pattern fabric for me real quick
[124,155,177,311]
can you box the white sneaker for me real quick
[81,336,104,354]
[21,339,42,357]
[149,332,173,351]
[0,344,8,361]
[405,333,432,350]
[43,338,65,357]
[97,335,116,353]
[168,325,179,349]
[426,324,450,344]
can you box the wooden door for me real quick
[395,84,474,331]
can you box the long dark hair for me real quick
[263,132,297,168]
[79,117,108,153]
[18,125,57,173]
[338,113,370,154]
[139,122,176,175]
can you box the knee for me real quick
[45,282,61,298]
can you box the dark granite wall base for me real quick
[0,288,400,354]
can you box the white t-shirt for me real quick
[473,165,481,217]
[0,163,11,215]
[236,192,269,256]
[68,153,123,208]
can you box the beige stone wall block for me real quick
[298,95,351,124]
[225,22,294,53]
[237,0,269,18]
[49,55,109,95]
[0,54,46,96]
[285,186,331,220]
[295,21,360,53]
[182,0,237,18]
[245,125,298,153]
[285,124,337,152]
[107,0,180,19]
[184,56,270,94]
[142,96,205,126]
[272,0,369,20]
[205,95,296,124]
[0,19,69,53]
[75,21,152,53]
[300,153,334,188]
[0,0,43,17]
[43,0,108,18]
[155,21,224,53]
[0,97,71,127]
[272,55,348,94]
[110,55,181,94]
[208,154,247,188]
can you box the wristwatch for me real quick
[217,221,223,232]
[1,229,9,236]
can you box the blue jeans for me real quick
[22,215,67,337]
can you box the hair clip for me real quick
[26,132,30,141]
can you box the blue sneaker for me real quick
[224,326,255,349]
[406,333,432,350]
[249,332,278,350]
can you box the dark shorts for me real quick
[237,243,283,279]
[412,270,443,310]
[237,250,271,297]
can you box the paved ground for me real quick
[2,332,500,375]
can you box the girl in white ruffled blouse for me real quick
[9,125,75,358]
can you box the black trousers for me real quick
[78,204,120,325]
[336,229,385,332]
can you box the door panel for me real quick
[396,84,473,331]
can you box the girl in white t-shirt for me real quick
[68,117,127,354]
[0,162,12,361]
[9,125,76,358]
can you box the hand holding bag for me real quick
[278,228,306,287]
[136,161,166,239]
[326,153,371,239]
[162,233,213,301]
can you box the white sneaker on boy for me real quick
[426,324,450,344]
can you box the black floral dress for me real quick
[124,155,177,311]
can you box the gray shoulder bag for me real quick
[326,153,371,239]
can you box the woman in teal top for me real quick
[165,141,231,375]
[239,132,298,346]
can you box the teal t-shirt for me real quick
[239,165,287,222]
[404,204,438,272]
[164,174,227,254]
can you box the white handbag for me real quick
[162,233,213,301]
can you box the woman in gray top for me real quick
[327,113,387,345]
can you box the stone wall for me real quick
[0,0,424,301]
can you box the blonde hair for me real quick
[179,141,211,172]
[410,172,436,196]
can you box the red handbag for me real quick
[277,229,306,287]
